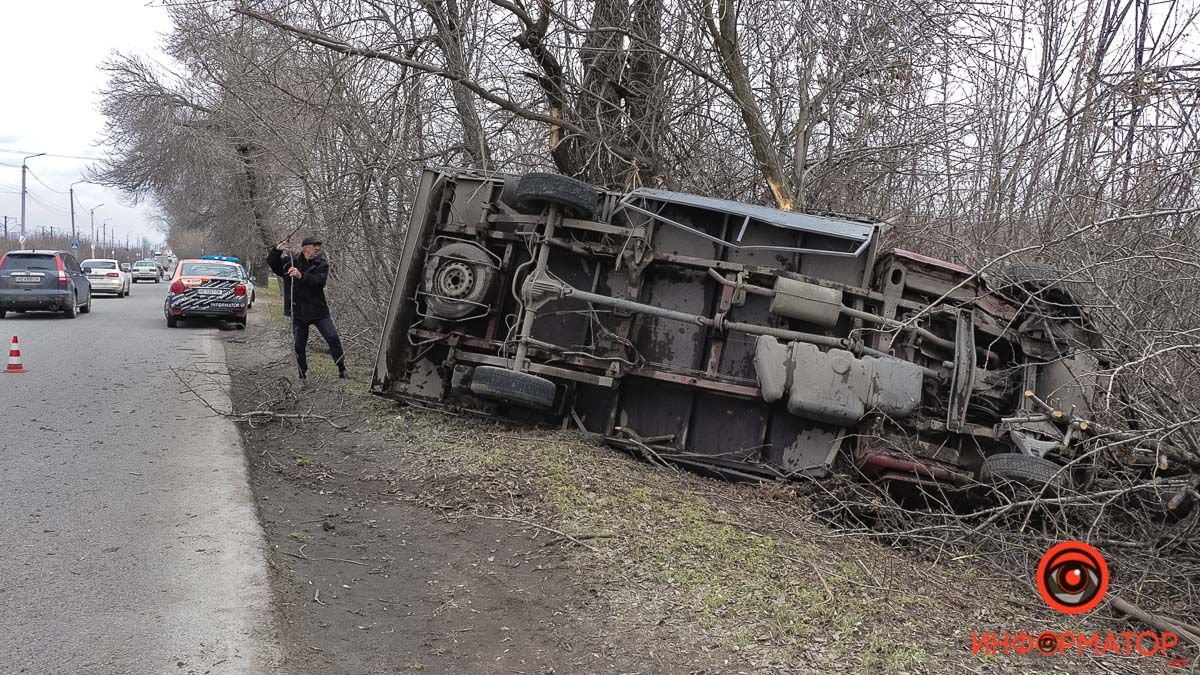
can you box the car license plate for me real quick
[197,288,223,296]
[14,276,38,283]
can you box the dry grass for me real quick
[248,285,1184,672]
[375,409,1114,672]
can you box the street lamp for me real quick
[20,152,47,245]
[69,179,89,243]
[89,203,104,258]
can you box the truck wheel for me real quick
[423,242,496,320]
[979,453,1068,494]
[469,366,556,409]
[514,173,598,220]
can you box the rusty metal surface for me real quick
[890,248,975,276]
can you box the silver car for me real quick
[131,259,162,283]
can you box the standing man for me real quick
[267,236,349,382]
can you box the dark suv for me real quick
[0,250,92,318]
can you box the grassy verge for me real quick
[247,280,1134,672]
[376,408,980,671]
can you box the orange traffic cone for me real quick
[5,335,27,373]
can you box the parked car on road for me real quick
[0,249,92,318]
[81,259,132,297]
[131,259,163,283]
[200,256,256,308]
[371,168,1173,503]
[165,259,249,328]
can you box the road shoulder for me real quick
[222,290,1159,674]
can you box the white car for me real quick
[131,259,162,283]
[81,258,132,297]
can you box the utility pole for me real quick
[89,203,104,258]
[69,180,87,242]
[2,216,8,241]
[20,153,46,245]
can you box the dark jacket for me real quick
[267,247,332,322]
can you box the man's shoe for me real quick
[338,370,351,380]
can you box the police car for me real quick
[201,256,256,308]
[165,258,250,328]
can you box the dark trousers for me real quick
[293,316,345,374]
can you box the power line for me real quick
[26,168,69,194]
[0,148,103,161]
[25,191,71,216]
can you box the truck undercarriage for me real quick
[372,168,1183,506]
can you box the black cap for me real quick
[301,236,323,246]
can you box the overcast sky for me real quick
[0,1,172,248]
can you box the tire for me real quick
[499,174,521,208]
[513,173,598,220]
[0,310,5,319]
[63,296,77,319]
[422,242,497,320]
[80,293,91,314]
[469,366,557,409]
[167,316,178,328]
[979,453,1068,494]
[235,319,247,330]
[155,278,160,284]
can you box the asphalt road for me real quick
[0,280,279,673]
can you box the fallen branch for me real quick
[541,532,615,548]
[236,409,350,431]
[169,366,350,431]
[1110,595,1200,646]
[463,513,601,553]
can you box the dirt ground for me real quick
[217,288,1195,674]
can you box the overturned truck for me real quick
[372,167,1164,499]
